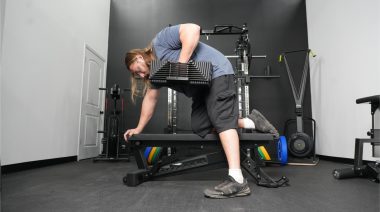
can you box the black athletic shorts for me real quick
[191,74,238,137]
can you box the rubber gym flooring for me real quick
[2,158,379,212]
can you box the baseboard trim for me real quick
[1,156,77,174]
[317,154,375,164]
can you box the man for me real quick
[123,23,279,198]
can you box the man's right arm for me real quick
[136,88,160,130]
[124,88,160,140]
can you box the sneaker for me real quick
[204,176,251,199]
[247,109,279,139]
[213,177,231,191]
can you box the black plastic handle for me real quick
[356,95,380,105]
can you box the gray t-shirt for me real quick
[150,25,234,97]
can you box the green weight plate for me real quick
[257,146,265,160]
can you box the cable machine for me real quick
[279,49,317,162]
[201,24,279,120]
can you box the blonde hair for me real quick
[125,44,155,103]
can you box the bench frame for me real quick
[123,133,289,187]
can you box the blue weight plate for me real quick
[278,136,288,165]
[144,147,152,159]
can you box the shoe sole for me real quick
[248,109,279,138]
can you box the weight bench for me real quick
[123,132,289,188]
[333,95,380,182]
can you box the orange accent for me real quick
[259,146,271,160]
[148,147,157,164]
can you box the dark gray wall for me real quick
[106,0,312,136]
